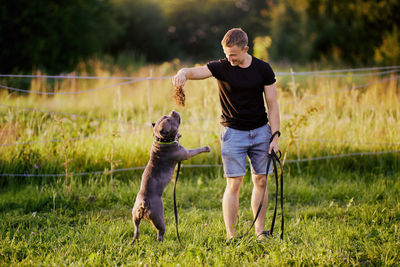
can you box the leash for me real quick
[173,161,185,248]
[239,130,284,240]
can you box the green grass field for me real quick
[1,61,399,265]
[1,167,399,265]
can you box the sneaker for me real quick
[256,230,271,241]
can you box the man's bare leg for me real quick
[222,176,244,239]
[251,174,268,236]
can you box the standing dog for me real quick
[132,110,210,242]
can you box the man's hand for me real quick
[269,135,279,154]
[172,66,212,88]
[172,69,187,88]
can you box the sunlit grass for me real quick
[0,170,399,265]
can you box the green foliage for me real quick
[1,0,399,72]
[164,0,242,61]
[306,0,400,65]
[269,0,314,64]
[0,0,116,73]
[374,25,400,66]
[253,35,272,61]
[106,0,171,62]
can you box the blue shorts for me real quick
[220,124,273,178]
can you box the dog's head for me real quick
[152,110,181,143]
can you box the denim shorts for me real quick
[220,124,273,178]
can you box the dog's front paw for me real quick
[204,146,211,152]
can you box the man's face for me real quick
[223,45,248,66]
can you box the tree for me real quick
[0,0,115,73]
[105,0,172,62]
[307,0,400,65]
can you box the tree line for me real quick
[1,0,399,74]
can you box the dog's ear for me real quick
[152,122,155,128]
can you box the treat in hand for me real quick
[174,86,185,107]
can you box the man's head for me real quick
[221,28,248,49]
[221,28,249,66]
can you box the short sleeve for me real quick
[263,63,276,85]
[207,59,227,81]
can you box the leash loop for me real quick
[269,130,281,143]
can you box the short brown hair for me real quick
[221,28,248,49]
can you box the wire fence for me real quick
[1,65,399,177]
[284,75,400,105]
[1,65,399,79]
[1,66,400,95]
[0,103,145,126]
[1,150,399,178]
[1,123,399,148]
[0,77,173,95]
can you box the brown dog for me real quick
[131,110,210,242]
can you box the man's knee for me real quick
[252,174,267,188]
[226,176,243,194]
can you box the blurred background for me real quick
[1,0,399,74]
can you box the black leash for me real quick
[239,130,284,240]
[269,148,284,240]
[173,161,185,248]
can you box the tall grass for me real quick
[1,60,399,184]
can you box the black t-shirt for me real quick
[207,56,276,130]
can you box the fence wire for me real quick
[1,150,398,178]
[283,75,400,105]
[2,130,399,148]
[1,65,399,79]
[0,103,146,126]
[1,66,400,95]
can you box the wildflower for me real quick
[34,164,39,169]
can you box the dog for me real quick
[131,110,210,243]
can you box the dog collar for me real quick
[156,140,176,145]
[154,135,176,145]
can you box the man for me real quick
[172,28,280,243]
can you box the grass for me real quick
[0,168,399,265]
[0,59,400,265]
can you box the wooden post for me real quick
[290,68,301,172]
[290,68,297,113]
[116,86,122,131]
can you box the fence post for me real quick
[290,68,301,172]
[290,68,297,113]
[147,69,153,124]
[116,86,122,131]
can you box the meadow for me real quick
[0,60,399,265]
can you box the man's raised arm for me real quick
[172,66,212,88]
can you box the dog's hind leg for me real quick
[131,216,141,244]
[149,198,166,242]
[131,198,147,244]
